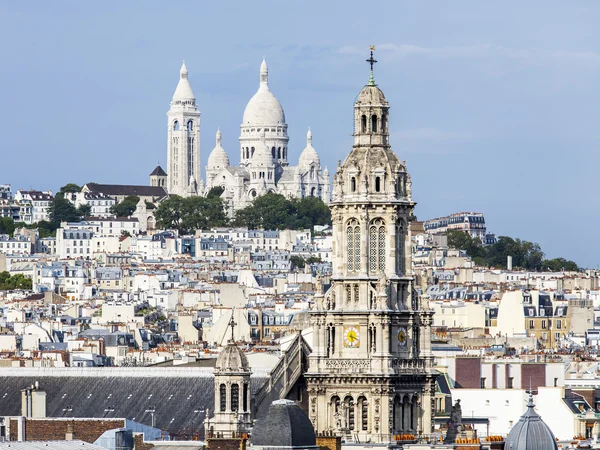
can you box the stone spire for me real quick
[172,61,196,102]
[260,56,268,86]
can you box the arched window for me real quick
[311,187,316,197]
[243,383,249,412]
[272,147,276,158]
[346,219,360,272]
[369,218,386,273]
[246,147,249,159]
[358,396,368,431]
[251,147,255,157]
[344,396,355,431]
[277,147,281,159]
[371,115,378,132]
[187,120,193,132]
[361,115,367,133]
[393,395,402,431]
[375,176,381,192]
[231,383,239,411]
[396,223,405,274]
[173,120,180,131]
[330,396,341,427]
[219,384,226,412]
[350,177,356,192]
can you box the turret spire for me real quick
[366,46,377,86]
[260,56,268,86]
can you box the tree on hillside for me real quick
[77,204,92,218]
[543,258,579,272]
[59,183,82,194]
[234,193,331,230]
[154,195,227,234]
[233,193,295,230]
[0,217,15,235]
[48,193,80,224]
[207,186,225,199]
[111,195,140,217]
[290,196,331,229]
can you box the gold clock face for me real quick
[343,326,360,348]
[398,327,407,346]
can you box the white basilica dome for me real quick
[299,128,320,170]
[242,58,286,125]
[207,129,230,168]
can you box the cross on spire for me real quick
[228,310,237,342]
[366,46,377,85]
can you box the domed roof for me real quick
[355,83,388,107]
[207,129,230,169]
[505,394,558,450]
[299,128,320,170]
[172,61,195,101]
[251,399,316,448]
[215,342,250,372]
[242,58,286,125]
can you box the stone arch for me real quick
[219,383,226,412]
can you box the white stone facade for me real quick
[166,62,201,197]
[162,59,329,214]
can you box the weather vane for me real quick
[367,45,377,85]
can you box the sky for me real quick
[0,1,598,267]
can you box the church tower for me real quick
[204,315,252,438]
[305,50,435,444]
[167,61,201,197]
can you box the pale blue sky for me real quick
[1,1,598,267]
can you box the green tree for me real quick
[110,195,140,217]
[290,197,331,230]
[446,230,484,258]
[0,272,32,290]
[234,193,295,230]
[0,217,15,235]
[207,186,225,199]
[154,195,228,234]
[59,183,82,194]
[155,196,186,232]
[543,258,579,272]
[290,255,305,269]
[48,194,80,224]
[77,204,92,218]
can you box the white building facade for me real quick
[162,59,329,214]
[166,62,201,197]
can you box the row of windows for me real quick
[173,120,194,132]
[359,114,387,134]
[242,146,287,160]
[529,319,562,329]
[349,175,386,194]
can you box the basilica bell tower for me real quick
[305,50,435,444]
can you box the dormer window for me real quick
[350,177,356,192]
[375,176,381,192]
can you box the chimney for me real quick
[65,423,75,441]
[507,255,513,271]
[17,416,25,442]
[21,382,46,418]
